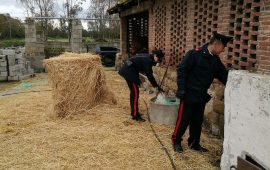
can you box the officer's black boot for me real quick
[189,143,209,152]
[137,114,146,122]
[188,138,194,147]
[173,143,183,153]
[132,113,146,122]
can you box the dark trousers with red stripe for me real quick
[125,79,140,118]
[172,100,206,146]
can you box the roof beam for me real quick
[26,17,120,21]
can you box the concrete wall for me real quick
[221,70,270,170]
[0,48,34,81]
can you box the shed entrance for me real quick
[126,11,148,55]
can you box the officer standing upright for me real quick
[119,49,165,122]
[172,32,233,153]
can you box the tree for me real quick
[59,0,86,42]
[87,0,119,40]
[0,14,25,39]
[18,0,55,41]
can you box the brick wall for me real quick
[148,4,155,52]
[168,0,188,67]
[148,0,170,64]
[153,2,167,52]
[186,0,195,50]
[217,0,231,63]
[119,0,270,73]
[120,17,128,59]
[117,0,270,136]
[149,0,188,67]
[192,0,220,48]
[226,0,261,71]
[257,0,270,73]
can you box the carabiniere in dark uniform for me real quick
[172,32,233,153]
[119,50,164,121]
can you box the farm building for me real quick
[109,0,270,73]
[109,0,270,169]
[1,0,270,169]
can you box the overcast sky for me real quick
[0,0,90,28]
[0,0,26,20]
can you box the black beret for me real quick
[213,32,234,46]
[152,49,165,59]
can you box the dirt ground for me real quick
[0,68,222,170]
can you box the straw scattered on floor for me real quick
[0,71,222,170]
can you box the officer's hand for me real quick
[157,86,164,93]
[227,66,238,71]
[176,90,185,99]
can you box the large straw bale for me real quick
[43,53,116,117]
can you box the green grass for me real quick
[83,37,95,43]
[0,37,119,47]
[47,37,69,42]
[47,37,96,43]
[0,39,25,48]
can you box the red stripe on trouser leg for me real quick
[132,83,138,118]
[172,100,184,144]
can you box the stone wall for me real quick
[221,70,270,170]
[24,19,85,71]
[45,42,72,52]
[71,20,83,53]
[24,19,45,72]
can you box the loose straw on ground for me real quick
[43,53,116,117]
[0,72,222,169]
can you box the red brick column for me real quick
[257,0,270,73]
[217,0,231,63]
[164,0,173,64]
[186,0,195,50]
[120,17,127,57]
[148,5,155,53]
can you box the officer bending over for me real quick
[119,49,165,122]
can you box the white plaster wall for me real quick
[221,71,270,170]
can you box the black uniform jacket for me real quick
[177,44,228,103]
[119,53,158,87]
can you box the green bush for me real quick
[83,37,94,43]
[44,47,65,59]
[47,37,69,42]
[94,38,108,42]
[0,39,25,48]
